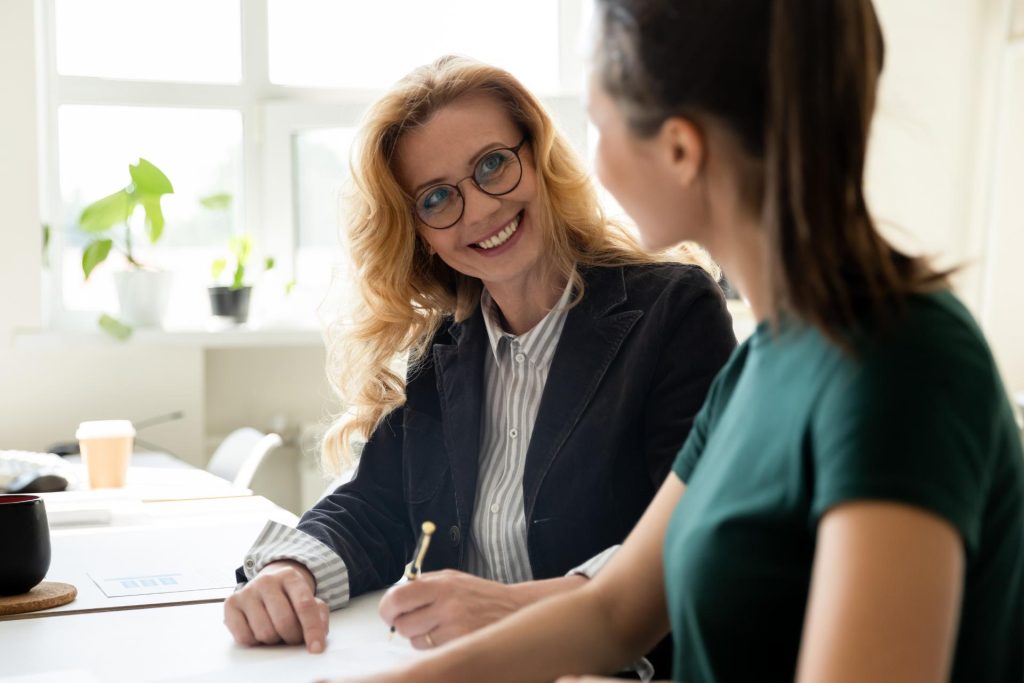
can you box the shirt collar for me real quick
[480,282,573,366]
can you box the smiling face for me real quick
[394,94,546,293]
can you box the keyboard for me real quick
[0,450,78,491]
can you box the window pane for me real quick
[294,128,356,251]
[286,129,358,331]
[58,106,243,324]
[268,0,560,92]
[55,0,241,83]
[293,127,357,323]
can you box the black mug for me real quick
[0,494,51,595]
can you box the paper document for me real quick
[2,671,100,683]
[89,569,236,598]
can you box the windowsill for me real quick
[12,326,324,350]
[15,303,754,350]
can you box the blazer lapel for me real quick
[432,307,486,535]
[522,267,642,521]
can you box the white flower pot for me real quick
[113,270,173,328]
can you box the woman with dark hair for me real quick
[328,1,1024,681]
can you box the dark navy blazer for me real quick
[272,263,736,598]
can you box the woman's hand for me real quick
[223,559,329,653]
[378,569,560,649]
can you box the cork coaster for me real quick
[0,581,77,616]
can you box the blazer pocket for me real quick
[403,408,450,504]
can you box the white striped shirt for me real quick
[241,283,617,607]
[465,284,572,582]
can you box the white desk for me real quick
[0,456,420,681]
[0,591,423,682]
[34,453,253,528]
[26,496,297,616]
[50,452,253,503]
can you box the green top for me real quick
[665,291,1023,682]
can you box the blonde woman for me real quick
[224,56,735,675]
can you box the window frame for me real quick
[39,0,590,331]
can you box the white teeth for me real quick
[476,214,520,250]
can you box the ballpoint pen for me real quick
[389,520,436,639]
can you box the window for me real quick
[267,0,561,93]
[41,0,596,332]
[293,127,358,291]
[54,0,241,83]
[58,106,242,324]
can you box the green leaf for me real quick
[140,195,165,243]
[98,314,132,341]
[42,223,51,268]
[79,190,133,233]
[284,279,296,295]
[228,234,252,266]
[263,256,275,271]
[199,192,232,210]
[211,258,227,281]
[82,239,113,279]
[231,264,246,289]
[129,158,173,196]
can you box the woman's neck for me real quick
[707,212,773,323]
[484,270,568,336]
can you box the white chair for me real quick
[206,427,283,489]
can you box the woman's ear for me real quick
[658,117,705,189]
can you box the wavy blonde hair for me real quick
[321,55,717,473]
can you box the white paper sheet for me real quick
[89,568,237,597]
[1,671,100,683]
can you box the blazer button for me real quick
[449,525,461,546]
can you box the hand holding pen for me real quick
[389,521,435,640]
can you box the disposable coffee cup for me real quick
[76,420,135,489]
[0,494,51,595]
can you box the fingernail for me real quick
[310,639,323,654]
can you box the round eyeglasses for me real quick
[413,137,528,230]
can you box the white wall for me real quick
[979,41,1024,393]
[866,0,1023,393]
[867,0,996,283]
[205,346,334,513]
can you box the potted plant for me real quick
[78,158,174,327]
[201,192,276,325]
[208,234,276,324]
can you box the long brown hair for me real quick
[322,55,716,472]
[594,0,948,347]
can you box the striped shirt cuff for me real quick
[242,520,350,609]
[567,544,620,579]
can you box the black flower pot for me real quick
[208,285,252,324]
[0,494,51,596]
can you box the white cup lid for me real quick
[76,420,136,439]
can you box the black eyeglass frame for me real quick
[413,136,529,230]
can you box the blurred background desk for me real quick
[0,453,420,681]
[0,452,419,681]
[0,454,296,618]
